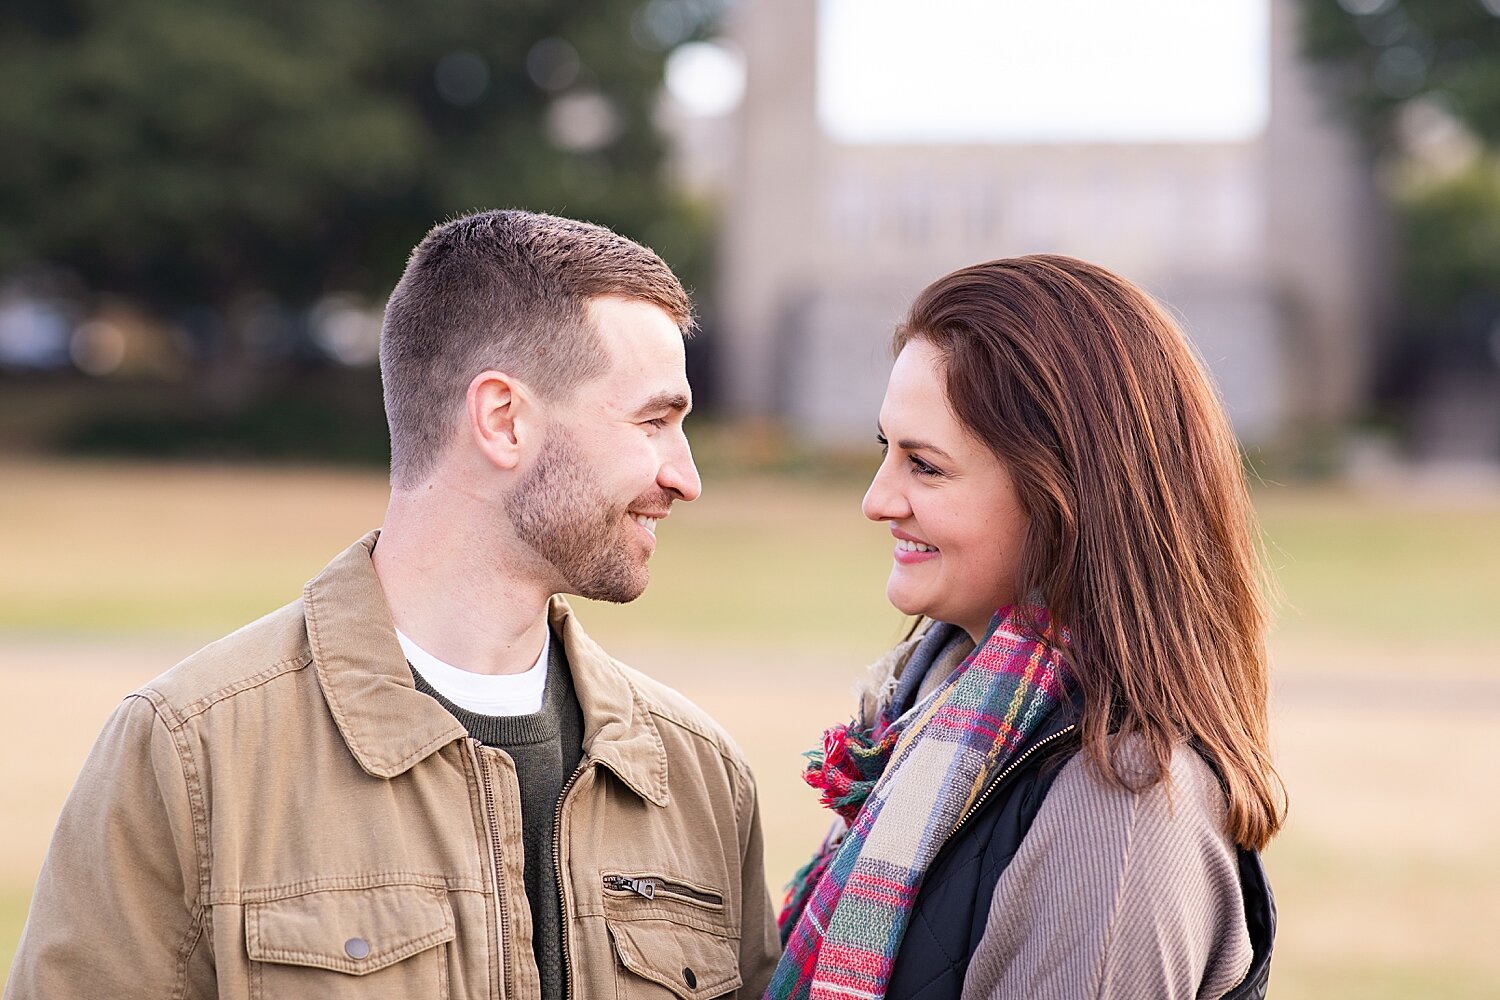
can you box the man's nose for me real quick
[659,430,702,502]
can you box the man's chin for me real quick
[572,566,650,604]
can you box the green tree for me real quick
[1298,0,1500,151]
[0,0,726,458]
[1399,160,1500,362]
[1299,0,1500,398]
[0,0,715,319]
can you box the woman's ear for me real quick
[466,369,536,472]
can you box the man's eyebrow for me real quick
[632,391,691,417]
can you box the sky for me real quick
[816,0,1270,144]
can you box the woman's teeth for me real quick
[632,514,658,534]
[896,538,936,553]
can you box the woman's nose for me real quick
[862,460,908,522]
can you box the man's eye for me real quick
[644,417,668,429]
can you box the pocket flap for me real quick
[246,884,454,976]
[607,916,742,1000]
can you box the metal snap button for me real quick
[683,966,697,989]
[345,937,371,960]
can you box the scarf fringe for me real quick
[801,720,900,825]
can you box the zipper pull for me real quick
[603,875,656,899]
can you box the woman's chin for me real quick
[885,583,930,621]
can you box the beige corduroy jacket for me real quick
[5,533,779,1000]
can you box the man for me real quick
[6,210,780,999]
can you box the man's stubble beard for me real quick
[506,428,654,604]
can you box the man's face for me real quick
[507,295,701,602]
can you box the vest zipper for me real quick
[948,725,1078,839]
[469,740,514,1000]
[552,762,587,1000]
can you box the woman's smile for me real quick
[890,527,939,564]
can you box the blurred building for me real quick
[706,0,1386,444]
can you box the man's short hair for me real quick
[379,209,693,488]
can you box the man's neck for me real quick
[372,488,555,677]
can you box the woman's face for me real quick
[862,339,1029,643]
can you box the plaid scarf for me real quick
[767,605,1072,1000]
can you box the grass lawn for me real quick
[1,456,1497,996]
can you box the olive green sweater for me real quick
[411,635,583,1000]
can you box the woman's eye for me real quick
[876,433,889,456]
[909,455,941,477]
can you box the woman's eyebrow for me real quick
[898,437,954,461]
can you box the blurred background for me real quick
[1,0,1497,996]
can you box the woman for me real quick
[769,256,1283,1000]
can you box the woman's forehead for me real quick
[881,343,967,443]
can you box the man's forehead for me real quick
[586,298,690,402]
[586,294,684,336]
[587,348,692,417]
[590,295,682,351]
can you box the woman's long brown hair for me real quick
[896,255,1286,850]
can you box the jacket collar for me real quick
[304,532,669,805]
[304,532,467,779]
[548,594,670,807]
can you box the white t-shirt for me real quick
[396,627,549,716]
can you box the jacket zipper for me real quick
[552,763,587,1000]
[601,874,724,908]
[949,725,1077,839]
[469,741,513,1000]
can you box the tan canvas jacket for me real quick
[5,533,780,1000]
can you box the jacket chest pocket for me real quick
[245,884,454,1000]
[602,871,741,1000]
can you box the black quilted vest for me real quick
[884,701,1276,1000]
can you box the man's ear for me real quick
[466,370,536,472]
